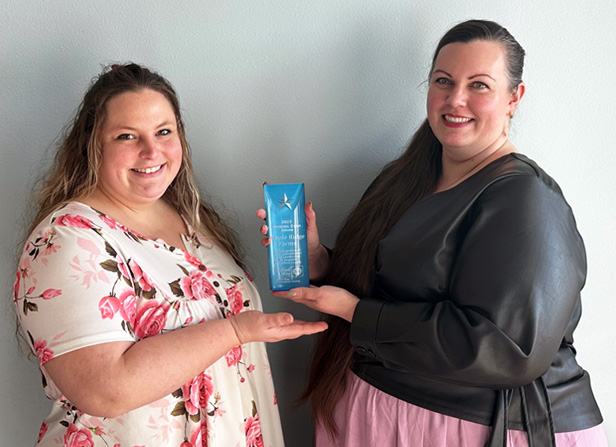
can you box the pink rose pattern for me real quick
[226,285,245,315]
[34,338,54,364]
[13,271,20,302]
[16,205,275,446]
[180,270,216,300]
[225,344,257,383]
[225,346,243,367]
[245,412,265,447]
[42,288,62,300]
[116,255,131,279]
[118,289,137,325]
[184,252,203,268]
[98,295,121,319]
[169,257,248,319]
[99,213,147,241]
[37,421,48,443]
[133,300,170,339]
[190,420,208,447]
[54,214,94,229]
[129,259,154,292]
[63,423,94,447]
[182,372,214,415]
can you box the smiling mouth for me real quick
[132,164,163,174]
[444,115,473,124]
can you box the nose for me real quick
[446,86,467,108]
[139,136,158,158]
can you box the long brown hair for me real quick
[304,19,526,437]
[28,63,244,268]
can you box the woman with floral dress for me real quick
[14,63,327,447]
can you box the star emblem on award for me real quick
[279,193,292,210]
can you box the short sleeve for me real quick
[14,213,135,365]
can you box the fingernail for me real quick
[287,291,296,297]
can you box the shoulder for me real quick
[471,154,582,242]
[476,153,567,204]
[444,153,572,220]
[24,202,126,258]
[33,202,105,231]
[481,153,555,183]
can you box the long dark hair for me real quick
[303,19,526,437]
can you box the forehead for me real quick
[433,40,507,77]
[106,89,173,111]
[102,89,176,126]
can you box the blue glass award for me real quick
[264,183,310,291]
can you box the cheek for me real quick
[169,140,183,164]
[472,96,507,121]
[426,91,441,124]
[166,139,184,176]
[98,148,132,181]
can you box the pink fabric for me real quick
[315,371,608,447]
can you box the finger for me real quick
[256,209,267,220]
[260,224,268,235]
[272,287,311,302]
[277,320,328,340]
[305,202,317,228]
[261,237,271,247]
[291,320,328,334]
[271,290,295,299]
[272,312,294,327]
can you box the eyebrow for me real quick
[433,69,495,81]
[107,120,176,131]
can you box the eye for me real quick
[471,81,488,89]
[157,129,172,136]
[434,77,452,86]
[116,134,135,140]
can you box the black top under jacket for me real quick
[350,153,603,446]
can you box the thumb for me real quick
[275,312,294,326]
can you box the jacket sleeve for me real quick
[350,174,586,388]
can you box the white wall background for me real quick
[1,1,614,445]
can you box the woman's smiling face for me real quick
[427,40,523,161]
[95,88,183,207]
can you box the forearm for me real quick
[45,318,240,417]
[351,297,562,387]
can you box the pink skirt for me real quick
[315,371,608,447]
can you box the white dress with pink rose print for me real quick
[15,202,284,447]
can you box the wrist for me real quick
[309,244,330,281]
[225,316,244,346]
[341,297,359,323]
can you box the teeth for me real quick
[134,165,162,174]
[444,115,472,123]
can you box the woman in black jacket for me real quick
[260,19,606,447]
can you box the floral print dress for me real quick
[14,202,284,447]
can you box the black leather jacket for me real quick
[350,153,603,446]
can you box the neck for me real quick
[436,140,516,193]
[78,188,188,247]
[78,187,166,225]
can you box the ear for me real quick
[508,82,526,116]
